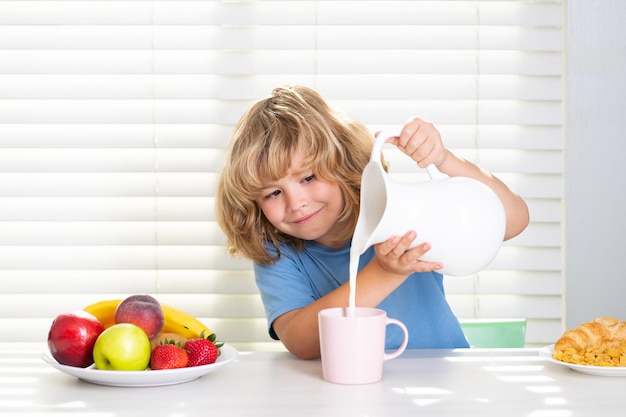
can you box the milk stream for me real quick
[348,247,360,317]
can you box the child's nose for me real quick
[286,191,308,211]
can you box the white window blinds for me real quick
[0,0,563,349]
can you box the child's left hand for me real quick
[383,117,449,169]
[373,230,443,276]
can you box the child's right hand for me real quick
[373,230,443,276]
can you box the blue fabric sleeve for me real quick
[254,252,315,340]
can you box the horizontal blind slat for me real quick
[0,50,563,75]
[0,149,225,172]
[0,246,253,270]
[0,25,564,51]
[0,124,233,148]
[0,221,226,245]
[0,124,562,151]
[0,270,257,295]
[0,173,560,199]
[0,74,563,101]
[0,220,560,247]
[0,149,559,174]
[0,245,554,272]
[445,271,563,296]
[0,99,563,125]
[0,199,564,236]
[0,197,217,221]
[0,100,251,124]
[449,294,563,319]
[0,173,220,196]
[0,1,564,26]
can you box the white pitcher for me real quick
[351,129,506,276]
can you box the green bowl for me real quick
[460,318,527,348]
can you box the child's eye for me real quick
[303,174,315,183]
[264,189,281,200]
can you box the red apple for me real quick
[47,311,105,368]
[114,294,164,339]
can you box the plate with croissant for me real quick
[539,317,626,376]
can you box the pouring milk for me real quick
[348,129,506,315]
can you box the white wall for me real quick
[565,0,626,327]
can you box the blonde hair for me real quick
[216,85,375,265]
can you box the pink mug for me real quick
[318,307,409,384]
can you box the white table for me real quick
[1,342,625,416]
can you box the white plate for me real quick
[42,344,238,387]
[539,345,626,376]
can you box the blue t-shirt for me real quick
[254,240,469,349]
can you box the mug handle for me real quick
[383,318,409,361]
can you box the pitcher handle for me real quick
[373,128,449,180]
[371,128,401,166]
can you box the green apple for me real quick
[92,323,151,371]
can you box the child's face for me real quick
[256,152,347,248]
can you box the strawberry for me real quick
[150,343,188,370]
[184,332,222,367]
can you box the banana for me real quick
[83,298,213,340]
[83,299,120,329]
[160,303,213,340]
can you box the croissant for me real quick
[553,317,626,366]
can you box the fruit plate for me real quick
[41,343,238,387]
[538,345,626,376]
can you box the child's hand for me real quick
[373,230,443,276]
[384,117,449,169]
